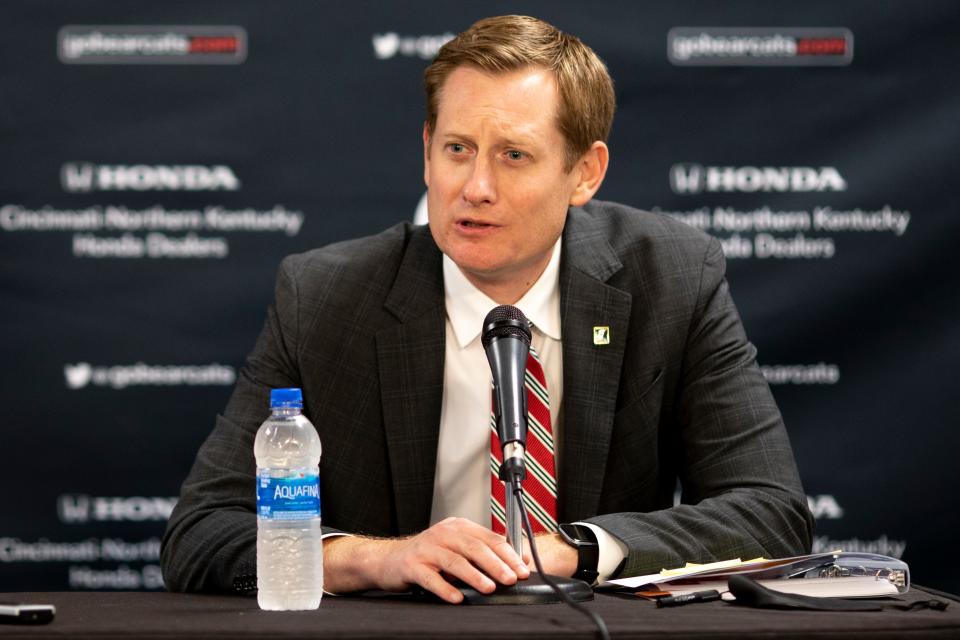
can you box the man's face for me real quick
[424,65,585,300]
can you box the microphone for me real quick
[467,305,598,614]
[481,305,532,486]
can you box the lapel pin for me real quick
[593,326,610,345]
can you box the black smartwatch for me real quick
[558,523,600,584]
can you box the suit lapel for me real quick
[558,208,632,522]
[376,226,446,535]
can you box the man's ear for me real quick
[569,141,609,207]
[422,123,431,188]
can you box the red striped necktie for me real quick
[490,344,558,534]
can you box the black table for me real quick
[2,586,958,639]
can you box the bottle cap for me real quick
[269,387,303,408]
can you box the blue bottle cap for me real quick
[269,387,303,408]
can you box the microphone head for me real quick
[481,305,532,348]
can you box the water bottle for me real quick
[254,387,323,610]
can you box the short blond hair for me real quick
[424,15,615,171]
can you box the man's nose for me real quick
[462,154,496,206]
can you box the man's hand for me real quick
[322,517,530,603]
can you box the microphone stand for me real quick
[505,480,524,560]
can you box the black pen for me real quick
[656,589,722,607]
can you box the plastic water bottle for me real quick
[254,388,323,610]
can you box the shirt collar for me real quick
[443,238,563,349]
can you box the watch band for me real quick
[558,523,600,584]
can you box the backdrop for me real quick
[1,0,957,594]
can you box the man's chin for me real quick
[447,254,513,282]
[453,261,506,283]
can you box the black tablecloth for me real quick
[2,586,958,639]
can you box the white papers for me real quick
[646,576,899,599]
[600,550,909,599]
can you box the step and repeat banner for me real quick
[2,1,957,593]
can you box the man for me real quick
[161,15,813,604]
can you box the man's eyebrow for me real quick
[439,132,477,144]
[439,131,540,149]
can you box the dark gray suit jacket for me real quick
[161,200,813,593]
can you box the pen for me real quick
[656,590,722,607]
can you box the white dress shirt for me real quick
[431,238,627,584]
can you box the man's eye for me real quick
[507,150,525,161]
[449,143,466,154]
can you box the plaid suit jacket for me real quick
[161,200,813,592]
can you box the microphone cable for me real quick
[512,480,611,640]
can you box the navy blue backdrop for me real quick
[1,1,957,593]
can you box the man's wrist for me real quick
[323,535,392,594]
[575,522,629,584]
[558,523,600,584]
